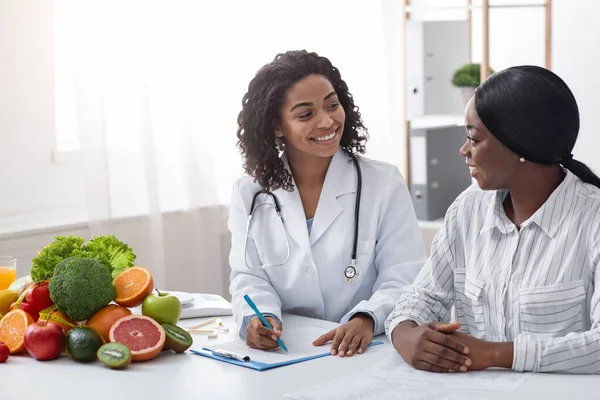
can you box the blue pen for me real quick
[243,294,288,352]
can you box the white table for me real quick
[3,315,599,400]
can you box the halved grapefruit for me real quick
[108,315,165,361]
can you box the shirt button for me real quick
[305,266,315,275]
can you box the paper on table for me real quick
[203,322,331,364]
[284,376,485,400]
[371,354,529,392]
[283,353,529,400]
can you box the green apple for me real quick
[141,289,182,325]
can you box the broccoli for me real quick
[82,235,136,278]
[30,236,86,283]
[48,257,116,321]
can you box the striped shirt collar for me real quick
[480,169,577,238]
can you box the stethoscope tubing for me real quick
[244,152,362,279]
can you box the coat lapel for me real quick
[274,149,357,252]
[273,157,311,253]
[310,149,356,246]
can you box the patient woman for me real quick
[386,65,600,374]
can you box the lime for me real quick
[66,327,103,362]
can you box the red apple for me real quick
[10,302,40,322]
[24,320,65,361]
[25,281,53,311]
[0,342,9,363]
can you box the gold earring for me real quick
[519,157,525,163]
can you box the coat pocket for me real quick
[454,268,487,338]
[519,280,586,339]
[354,239,376,280]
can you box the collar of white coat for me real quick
[275,147,358,248]
[479,169,577,238]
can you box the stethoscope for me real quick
[243,153,363,283]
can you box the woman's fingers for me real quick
[420,350,467,372]
[312,329,336,346]
[414,360,454,373]
[426,329,470,356]
[429,321,461,333]
[345,335,363,357]
[246,317,280,349]
[357,337,369,354]
[330,329,346,356]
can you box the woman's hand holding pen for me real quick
[312,314,374,357]
[246,316,283,350]
[391,321,472,373]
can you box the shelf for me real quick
[405,3,547,13]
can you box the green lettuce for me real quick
[82,235,136,278]
[30,234,136,282]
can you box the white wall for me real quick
[0,0,87,234]
[1,1,600,285]
[0,206,232,298]
[472,0,600,173]
[553,0,600,173]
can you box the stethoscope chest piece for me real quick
[344,261,362,283]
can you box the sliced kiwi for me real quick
[161,323,193,353]
[97,343,132,369]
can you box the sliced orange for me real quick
[113,266,154,308]
[0,309,34,353]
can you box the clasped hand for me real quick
[391,321,512,373]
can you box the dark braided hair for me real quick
[236,50,368,191]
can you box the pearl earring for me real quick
[519,157,525,163]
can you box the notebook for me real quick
[129,292,232,319]
[191,317,383,371]
[179,293,233,319]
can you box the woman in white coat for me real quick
[230,50,426,357]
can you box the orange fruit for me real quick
[0,309,34,353]
[109,315,165,362]
[47,310,78,333]
[86,304,132,341]
[113,266,154,308]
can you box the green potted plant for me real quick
[451,63,494,104]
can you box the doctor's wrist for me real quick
[349,313,375,332]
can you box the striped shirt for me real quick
[385,170,600,373]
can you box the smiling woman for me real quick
[229,50,426,359]
[237,51,367,192]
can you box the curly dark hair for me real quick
[236,50,368,191]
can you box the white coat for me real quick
[229,148,427,335]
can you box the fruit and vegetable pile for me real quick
[0,235,193,369]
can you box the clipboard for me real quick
[191,341,384,371]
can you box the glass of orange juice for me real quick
[0,256,16,290]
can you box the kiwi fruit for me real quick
[97,343,132,369]
[161,323,193,353]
